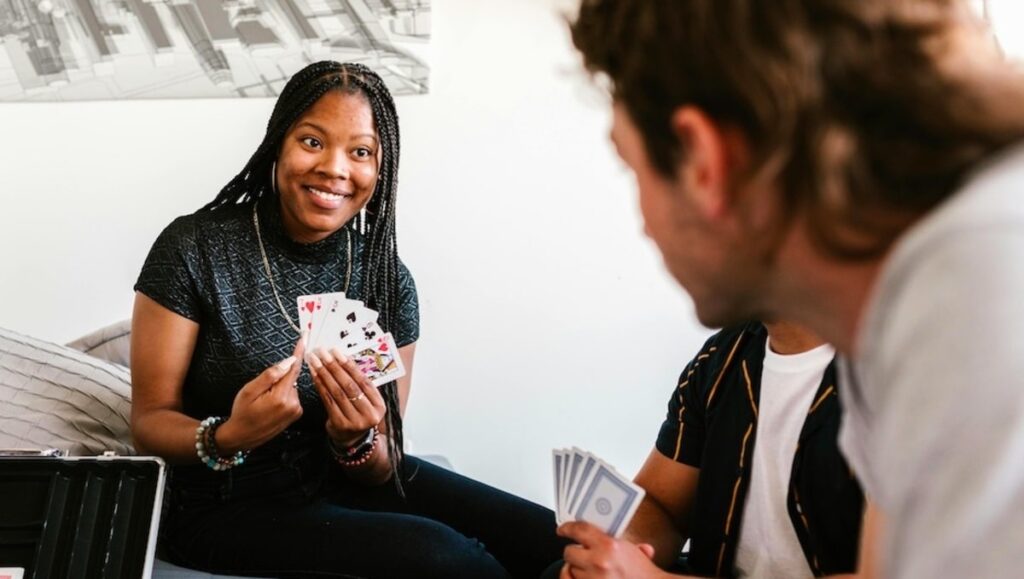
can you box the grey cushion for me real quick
[0,327,133,456]
[0,327,262,578]
[66,319,132,368]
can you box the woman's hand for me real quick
[217,338,306,454]
[307,347,387,448]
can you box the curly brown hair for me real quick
[572,0,1024,258]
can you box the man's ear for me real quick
[669,106,746,221]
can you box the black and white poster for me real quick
[0,0,430,101]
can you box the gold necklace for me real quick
[253,202,352,334]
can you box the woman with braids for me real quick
[130,61,563,578]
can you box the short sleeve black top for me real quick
[134,195,419,435]
[655,323,863,577]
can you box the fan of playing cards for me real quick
[552,447,645,537]
[297,292,406,387]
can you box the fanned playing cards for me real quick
[552,448,645,537]
[297,292,406,387]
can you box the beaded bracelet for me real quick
[195,416,248,471]
[334,432,379,467]
[329,426,376,457]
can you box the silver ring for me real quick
[348,393,365,403]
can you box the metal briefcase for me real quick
[0,450,166,579]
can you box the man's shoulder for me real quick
[863,144,1024,360]
[862,143,1024,355]
[892,141,1024,268]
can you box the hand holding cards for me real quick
[297,292,406,387]
[552,447,645,537]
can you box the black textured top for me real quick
[135,195,419,435]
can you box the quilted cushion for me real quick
[0,327,133,456]
[66,319,132,368]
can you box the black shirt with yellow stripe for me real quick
[656,322,864,577]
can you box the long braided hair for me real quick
[202,61,406,485]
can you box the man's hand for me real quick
[558,521,667,579]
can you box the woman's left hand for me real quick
[307,347,387,448]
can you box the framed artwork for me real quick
[0,0,430,101]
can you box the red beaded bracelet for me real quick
[335,432,379,467]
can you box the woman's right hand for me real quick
[217,338,306,454]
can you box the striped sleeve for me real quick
[655,341,714,467]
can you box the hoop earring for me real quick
[270,161,279,196]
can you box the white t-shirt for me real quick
[735,337,835,579]
[839,141,1024,578]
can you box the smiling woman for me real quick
[275,91,380,244]
[129,61,565,578]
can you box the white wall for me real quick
[0,0,711,506]
[975,0,1024,60]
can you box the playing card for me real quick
[297,293,406,387]
[296,294,325,335]
[339,313,377,351]
[344,332,406,387]
[310,294,356,349]
[564,448,587,516]
[297,292,348,344]
[559,448,572,521]
[569,462,645,537]
[319,305,379,351]
[553,450,565,524]
[567,453,598,517]
[358,320,385,344]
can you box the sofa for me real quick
[0,321,258,578]
[0,321,451,578]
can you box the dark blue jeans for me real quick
[162,446,565,579]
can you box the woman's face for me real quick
[275,90,379,244]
